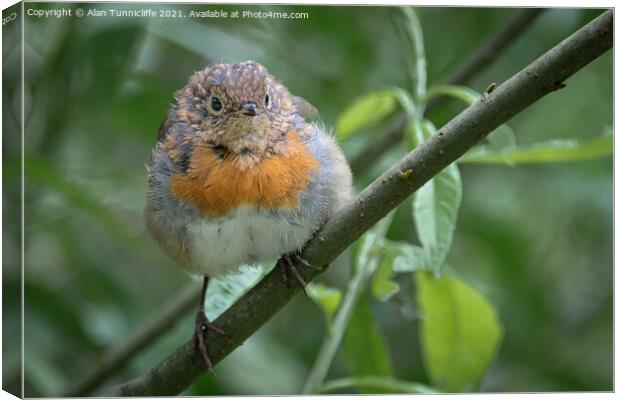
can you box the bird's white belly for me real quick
[184,207,311,277]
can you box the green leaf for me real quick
[413,139,462,275]
[399,8,427,99]
[415,271,503,392]
[336,90,399,140]
[413,163,462,275]
[352,230,376,274]
[422,84,479,105]
[307,282,343,331]
[404,119,426,150]
[486,124,516,151]
[205,265,269,321]
[459,135,613,164]
[343,292,393,390]
[421,85,515,150]
[410,120,462,275]
[388,86,417,118]
[336,88,416,141]
[382,240,426,272]
[371,253,400,301]
[319,376,438,394]
[352,211,396,274]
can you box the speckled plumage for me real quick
[145,61,352,278]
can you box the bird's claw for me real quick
[278,254,313,296]
[193,310,225,373]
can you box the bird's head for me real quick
[175,61,316,161]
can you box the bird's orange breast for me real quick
[170,132,319,218]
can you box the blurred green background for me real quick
[2,2,612,396]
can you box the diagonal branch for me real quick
[106,10,612,396]
[350,8,544,174]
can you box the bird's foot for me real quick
[278,253,314,296]
[193,309,225,374]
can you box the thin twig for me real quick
[442,8,544,88]
[350,8,544,175]
[301,212,395,394]
[103,10,612,396]
[64,284,200,396]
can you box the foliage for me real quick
[305,5,612,395]
[415,271,503,392]
[5,3,612,397]
[343,292,393,384]
[336,91,399,140]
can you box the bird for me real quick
[145,61,353,372]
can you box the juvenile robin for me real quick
[145,61,353,372]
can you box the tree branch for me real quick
[106,10,612,396]
[350,8,543,175]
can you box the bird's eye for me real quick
[210,96,223,112]
[264,94,270,108]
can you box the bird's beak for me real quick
[240,102,258,117]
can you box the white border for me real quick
[0,1,615,399]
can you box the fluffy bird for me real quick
[145,61,352,371]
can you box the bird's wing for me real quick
[292,95,318,118]
[157,110,174,142]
